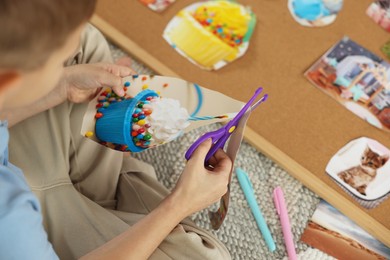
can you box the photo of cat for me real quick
[326,137,390,207]
[337,146,389,196]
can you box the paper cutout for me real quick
[301,199,390,259]
[163,1,256,70]
[305,37,390,133]
[326,137,390,208]
[81,75,267,229]
[367,0,390,32]
[81,75,244,152]
[288,0,343,27]
[138,0,175,12]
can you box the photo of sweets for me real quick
[288,0,343,27]
[305,37,390,132]
[367,0,390,32]
[301,199,390,260]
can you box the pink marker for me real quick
[273,187,297,260]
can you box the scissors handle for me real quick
[204,133,230,163]
[184,128,224,160]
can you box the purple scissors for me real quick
[185,87,268,164]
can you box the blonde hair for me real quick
[0,0,96,70]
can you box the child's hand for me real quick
[170,139,232,217]
[62,63,136,103]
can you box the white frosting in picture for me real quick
[147,97,190,143]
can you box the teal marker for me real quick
[236,167,276,252]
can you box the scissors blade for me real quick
[225,87,263,129]
[250,93,268,111]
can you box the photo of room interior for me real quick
[306,37,390,131]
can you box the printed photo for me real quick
[326,137,390,208]
[301,199,390,260]
[288,0,343,27]
[305,37,390,132]
[367,0,390,32]
[163,1,256,70]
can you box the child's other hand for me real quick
[170,139,232,217]
[62,63,136,103]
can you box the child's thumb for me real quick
[190,139,213,162]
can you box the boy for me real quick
[0,0,232,259]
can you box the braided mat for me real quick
[111,45,334,260]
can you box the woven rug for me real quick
[110,44,334,260]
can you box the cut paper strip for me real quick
[367,0,390,32]
[288,0,343,27]
[81,75,245,152]
[305,37,390,133]
[138,0,175,12]
[163,0,256,70]
[326,137,390,208]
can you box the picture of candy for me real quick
[163,0,256,70]
[80,75,246,153]
[95,88,190,152]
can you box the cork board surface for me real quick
[95,0,390,242]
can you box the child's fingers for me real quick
[95,63,136,97]
[189,139,213,163]
[113,64,136,77]
[115,56,133,67]
[207,155,217,168]
[211,149,232,174]
[96,70,125,96]
[207,149,227,168]
[97,63,134,77]
[111,85,125,97]
[207,151,221,168]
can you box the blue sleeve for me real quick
[0,165,59,260]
